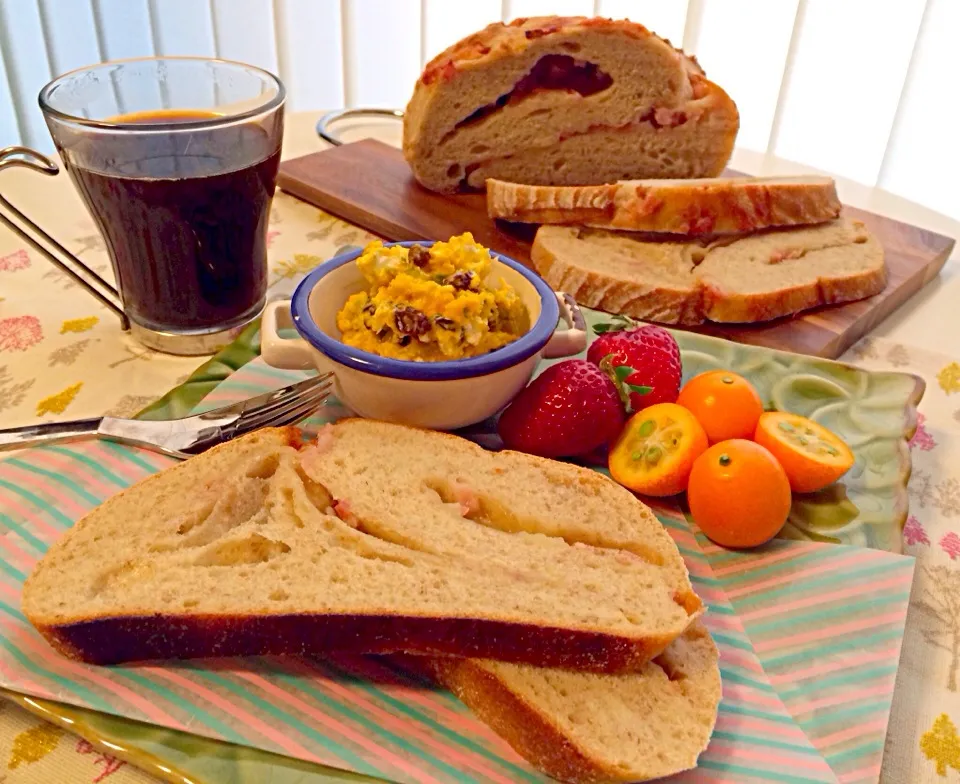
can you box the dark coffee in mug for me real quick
[58,109,280,333]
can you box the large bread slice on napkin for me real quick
[414,620,720,783]
[487,175,842,235]
[23,422,700,668]
[532,218,887,325]
[403,16,739,193]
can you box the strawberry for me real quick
[498,359,630,458]
[587,318,682,411]
[593,316,682,367]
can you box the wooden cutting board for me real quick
[277,138,955,359]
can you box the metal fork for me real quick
[0,373,334,460]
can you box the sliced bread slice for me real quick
[404,16,739,193]
[487,175,841,235]
[416,620,720,783]
[24,422,700,668]
[531,218,886,325]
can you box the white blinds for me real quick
[0,0,956,219]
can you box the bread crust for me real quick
[31,612,681,669]
[487,176,842,235]
[531,221,887,326]
[404,16,739,193]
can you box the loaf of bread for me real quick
[415,620,720,783]
[531,218,887,325]
[487,175,842,234]
[23,422,700,668]
[403,16,739,193]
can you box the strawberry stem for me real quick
[593,314,638,335]
[599,354,649,411]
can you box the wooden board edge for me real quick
[823,238,955,357]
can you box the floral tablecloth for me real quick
[0,188,374,426]
[1,114,959,782]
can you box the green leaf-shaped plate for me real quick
[8,305,923,784]
[669,320,922,550]
[137,320,263,421]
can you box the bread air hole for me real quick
[353,549,415,567]
[560,41,582,53]
[452,54,612,132]
[426,476,670,568]
[245,453,280,479]
[446,163,463,179]
[175,498,216,536]
[423,478,521,532]
[89,560,154,598]
[652,655,687,682]
[192,533,292,567]
[294,465,334,513]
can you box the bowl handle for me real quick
[261,300,316,370]
[543,292,587,359]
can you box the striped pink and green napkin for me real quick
[696,529,914,783]
[0,359,914,783]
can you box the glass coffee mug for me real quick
[0,57,284,355]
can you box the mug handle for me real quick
[261,300,317,370]
[543,292,588,359]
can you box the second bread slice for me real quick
[420,620,721,783]
[487,175,841,235]
[532,218,886,325]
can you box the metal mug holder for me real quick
[0,145,266,355]
[315,108,404,147]
[0,145,129,330]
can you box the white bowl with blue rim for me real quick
[260,241,587,430]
